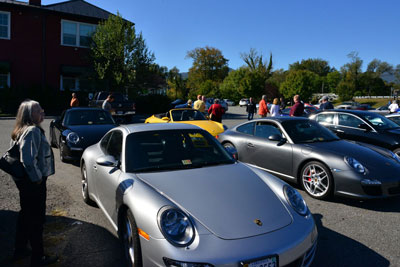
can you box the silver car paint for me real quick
[81,123,317,266]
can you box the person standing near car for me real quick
[193,95,205,112]
[246,97,257,120]
[270,98,281,117]
[10,100,58,266]
[389,100,399,114]
[258,95,269,118]
[102,94,115,114]
[70,93,79,107]
[208,98,225,123]
[319,96,334,110]
[289,95,304,117]
[280,97,286,111]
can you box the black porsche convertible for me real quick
[49,107,117,162]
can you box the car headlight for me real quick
[158,207,195,247]
[390,151,400,164]
[283,185,308,216]
[66,132,80,144]
[344,156,365,173]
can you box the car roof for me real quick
[67,107,105,112]
[120,123,202,134]
[315,109,379,116]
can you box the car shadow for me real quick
[0,210,126,267]
[311,213,389,267]
[332,195,400,213]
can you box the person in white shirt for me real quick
[270,98,281,117]
[388,100,399,114]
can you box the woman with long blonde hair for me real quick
[270,98,281,117]
[11,100,57,266]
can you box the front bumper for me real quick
[333,170,400,199]
[139,216,317,267]
[61,142,84,160]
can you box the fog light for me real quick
[361,179,382,185]
[163,257,214,267]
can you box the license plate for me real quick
[242,255,278,267]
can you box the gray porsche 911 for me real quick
[81,123,317,267]
[218,117,400,200]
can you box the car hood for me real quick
[136,163,292,240]
[174,121,224,136]
[68,124,116,147]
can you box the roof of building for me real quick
[0,0,132,22]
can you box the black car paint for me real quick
[50,108,117,161]
[311,110,400,152]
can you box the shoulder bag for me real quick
[0,140,27,180]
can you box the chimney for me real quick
[29,0,41,6]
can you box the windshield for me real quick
[65,110,115,125]
[125,129,235,172]
[362,113,399,131]
[170,109,207,121]
[282,120,340,143]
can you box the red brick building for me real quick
[0,0,129,92]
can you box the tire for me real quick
[393,148,400,157]
[81,162,96,206]
[59,139,67,163]
[223,142,238,160]
[300,161,333,200]
[50,129,57,148]
[121,209,142,267]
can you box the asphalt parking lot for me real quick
[0,106,399,266]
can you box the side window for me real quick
[316,113,335,125]
[338,114,363,128]
[100,132,113,153]
[237,122,255,135]
[106,131,123,160]
[255,122,282,139]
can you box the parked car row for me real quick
[49,104,400,267]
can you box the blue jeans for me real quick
[248,112,254,120]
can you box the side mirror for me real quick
[269,134,287,146]
[161,117,170,121]
[96,155,119,167]
[358,123,370,131]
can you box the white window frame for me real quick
[60,75,80,91]
[0,72,10,89]
[61,19,96,48]
[0,11,11,40]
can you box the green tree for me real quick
[186,46,229,96]
[219,68,247,101]
[289,58,332,76]
[326,71,342,93]
[280,70,320,101]
[338,51,363,98]
[167,67,187,99]
[367,59,393,77]
[90,14,155,95]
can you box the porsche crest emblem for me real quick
[254,219,263,226]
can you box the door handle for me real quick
[335,129,344,133]
[247,143,255,148]
[93,165,97,170]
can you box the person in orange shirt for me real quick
[70,93,79,107]
[258,95,269,117]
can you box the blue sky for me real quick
[42,0,400,73]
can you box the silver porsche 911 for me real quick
[80,123,317,267]
[218,117,400,200]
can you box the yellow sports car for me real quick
[145,108,226,137]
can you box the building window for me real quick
[0,11,10,39]
[61,20,96,47]
[0,73,10,89]
[60,75,79,91]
